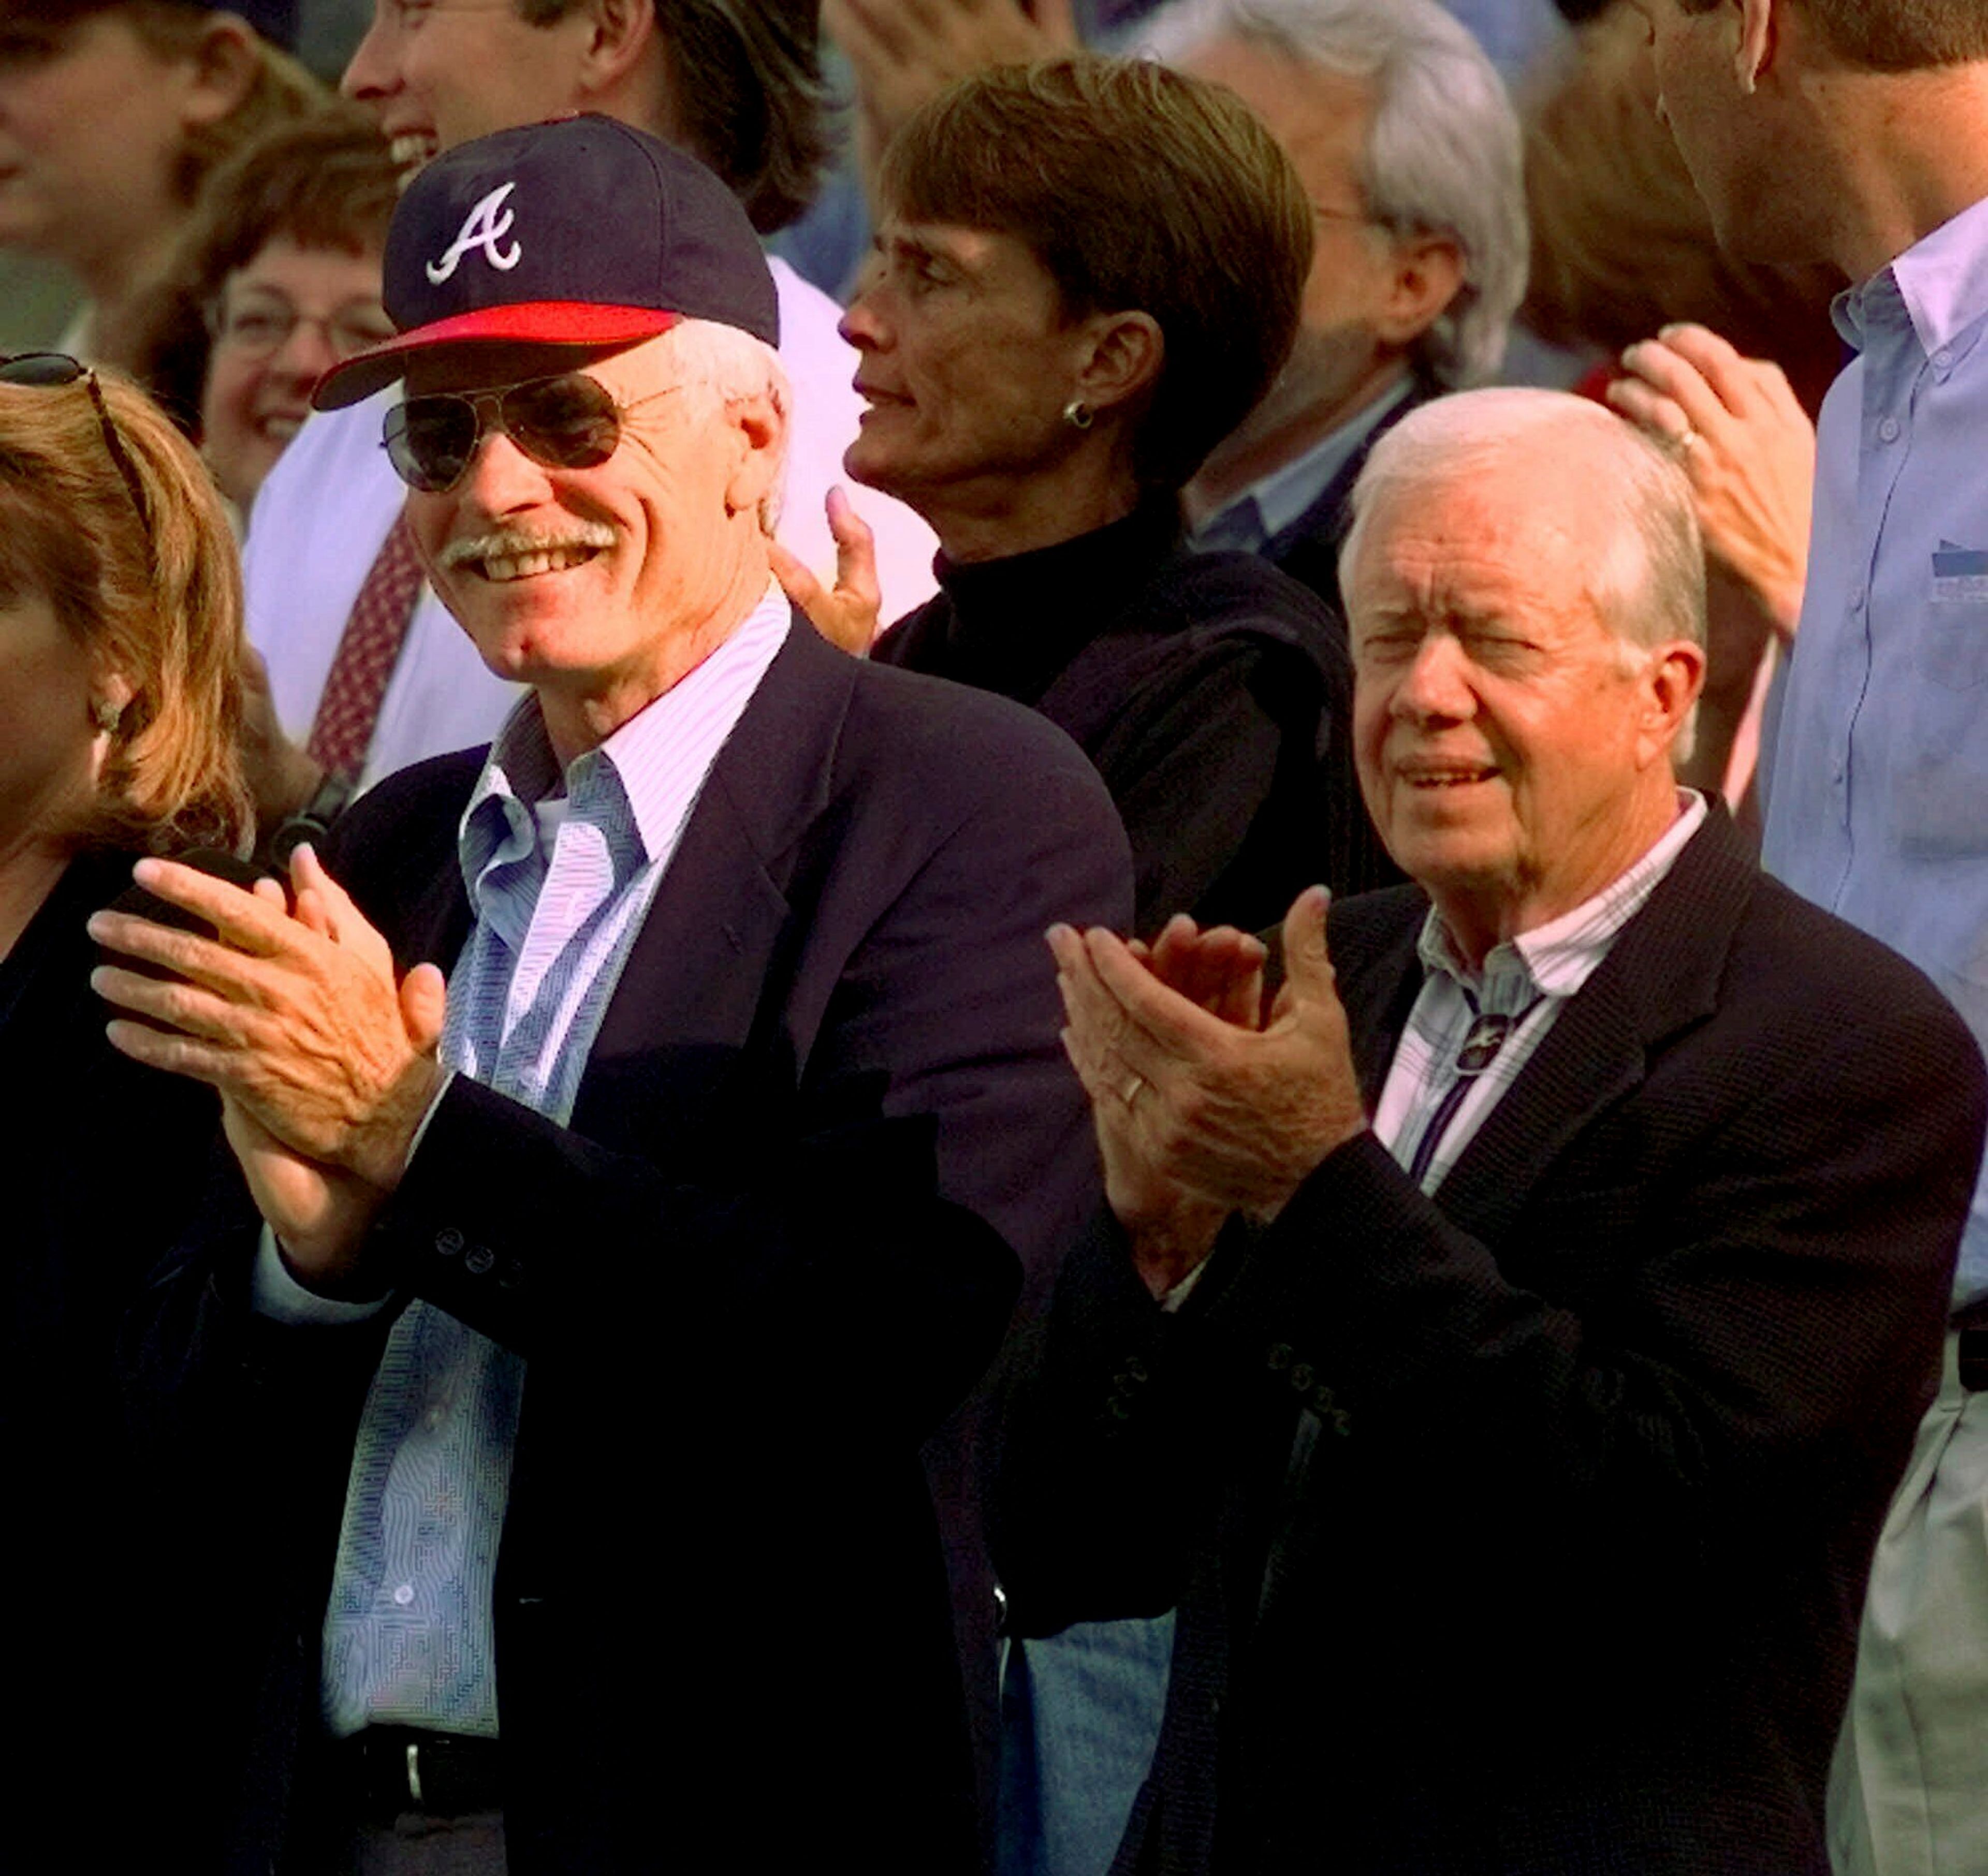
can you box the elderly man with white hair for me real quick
[93,117,1128,1874]
[1000,388,1986,1875]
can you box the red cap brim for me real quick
[312,302,682,410]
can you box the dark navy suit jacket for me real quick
[128,620,1132,1874]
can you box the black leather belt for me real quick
[337,1728,503,1821]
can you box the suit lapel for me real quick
[1430,808,1758,1246]
[567,619,857,1155]
[1330,891,1428,1117]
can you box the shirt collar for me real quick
[1415,790,1709,1005]
[1195,376,1416,550]
[457,578,791,897]
[1835,189,1988,357]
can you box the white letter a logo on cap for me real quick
[427,182,523,284]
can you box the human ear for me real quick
[176,17,260,134]
[1374,232,1465,350]
[576,0,659,103]
[722,391,785,521]
[1638,639,1709,766]
[1071,311,1165,421]
[1734,0,1777,94]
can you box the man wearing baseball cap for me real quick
[239,0,939,832]
[100,115,1129,1874]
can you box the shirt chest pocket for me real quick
[1915,587,1988,690]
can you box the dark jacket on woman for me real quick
[871,498,1396,936]
[1,848,228,1869]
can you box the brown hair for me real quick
[877,55,1313,490]
[0,370,252,855]
[1523,4,1846,414]
[1675,0,1988,69]
[514,0,831,233]
[101,103,396,434]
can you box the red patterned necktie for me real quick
[305,508,426,781]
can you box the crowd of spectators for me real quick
[4,2,1987,1873]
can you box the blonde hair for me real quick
[0,369,252,855]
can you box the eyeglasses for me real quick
[206,291,396,364]
[382,372,680,494]
[0,352,152,544]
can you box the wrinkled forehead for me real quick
[1348,462,1603,614]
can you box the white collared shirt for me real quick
[1373,793,1708,1192]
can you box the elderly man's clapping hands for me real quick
[1048,887,1368,1295]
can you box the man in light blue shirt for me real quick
[1632,0,1988,1869]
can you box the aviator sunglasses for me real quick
[0,353,153,543]
[383,372,680,494]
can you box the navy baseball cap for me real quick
[313,115,780,411]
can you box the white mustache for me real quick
[437,522,616,571]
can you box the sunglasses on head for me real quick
[382,371,680,494]
[0,352,153,544]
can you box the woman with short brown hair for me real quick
[838,56,1394,934]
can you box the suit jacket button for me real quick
[1123,1357,1148,1385]
[464,1245,495,1276]
[1290,1363,1314,1393]
[1266,1343,1294,1371]
[435,1228,465,1257]
[498,1256,525,1291]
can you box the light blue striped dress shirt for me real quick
[1759,193,1988,1305]
[258,583,792,1738]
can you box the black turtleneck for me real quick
[872,497,1395,935]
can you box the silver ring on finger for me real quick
[1119,1072,1146,1108]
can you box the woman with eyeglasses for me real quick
[103,103,396,517]
[0,354,253,1864]
[0,1,319,357]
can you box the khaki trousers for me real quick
[1830,1330,1988,1876]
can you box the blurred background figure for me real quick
[1138,0,1527,609]
[0,354,250,1869]
[1518,0,1840,822]
[100,103,394,518]
[842,55,1392,934]
[0,1,317,354]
